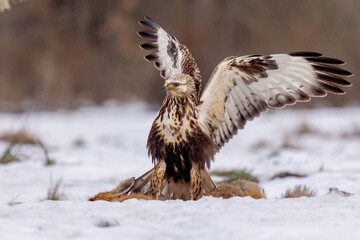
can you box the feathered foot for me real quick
[151,160,166,199]
[190,164,202,200]
[89,165,217,201]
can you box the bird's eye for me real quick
[173,83,179,87]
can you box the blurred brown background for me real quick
[0,0,359,112]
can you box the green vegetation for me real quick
[210,169,259,183]
[96,220,119,228]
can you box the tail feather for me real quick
[201,169,217,192]
[128,168,154,194]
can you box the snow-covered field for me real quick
[1,103,360,240]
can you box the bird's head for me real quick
[163,74,196,98]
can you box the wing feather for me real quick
[138,17,202,97]
[225,96,240,128]
[198,52,353,151]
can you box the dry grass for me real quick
[0,143,19,164]
[0,130,55,166]
[0,130,38,145]
[340,123,360,138]
[37,139,56,166]
[351,124,360,137]
[271,172,307,180]
[294,121,317,136]
[280,135,299,149]
[72,138,86,148]
[8,201,22,206]
[47,179,64,201]
[8,195,22,206]
[327,187,353,197]
[251,140,270,150]
[281,185,317,198]
[293,121,360,140]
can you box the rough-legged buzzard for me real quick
[136,17,353,200]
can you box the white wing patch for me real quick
[138,17,202,98]
[138,17,182,80]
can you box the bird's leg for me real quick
[151,160,166,200]
[190,164,202,200]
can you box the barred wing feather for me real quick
[198,52,353,150]
[138,17,202,97]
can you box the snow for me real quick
[1,103,360,240]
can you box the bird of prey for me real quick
[136,17,353,200]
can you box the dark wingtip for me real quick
[289,52,323,57]
[144,16,152,21]
[138,20,147,28]
[139,19,159,32]
[143,16,160,28]
[140,43,158,50]
[144,53,158,62]
[144,16,154,23]
[318,82,346,95]
[306,57,345,65]
[317,73,353,87]
[137,31,157,39]
[313,64,354,77]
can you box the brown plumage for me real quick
[136,17,354,200]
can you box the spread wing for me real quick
[138,17,202,97]
[198,52,353,150]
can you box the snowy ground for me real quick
[1,103,360,240]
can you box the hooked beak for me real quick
[162,82,176,91]
[162,82,168,92]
